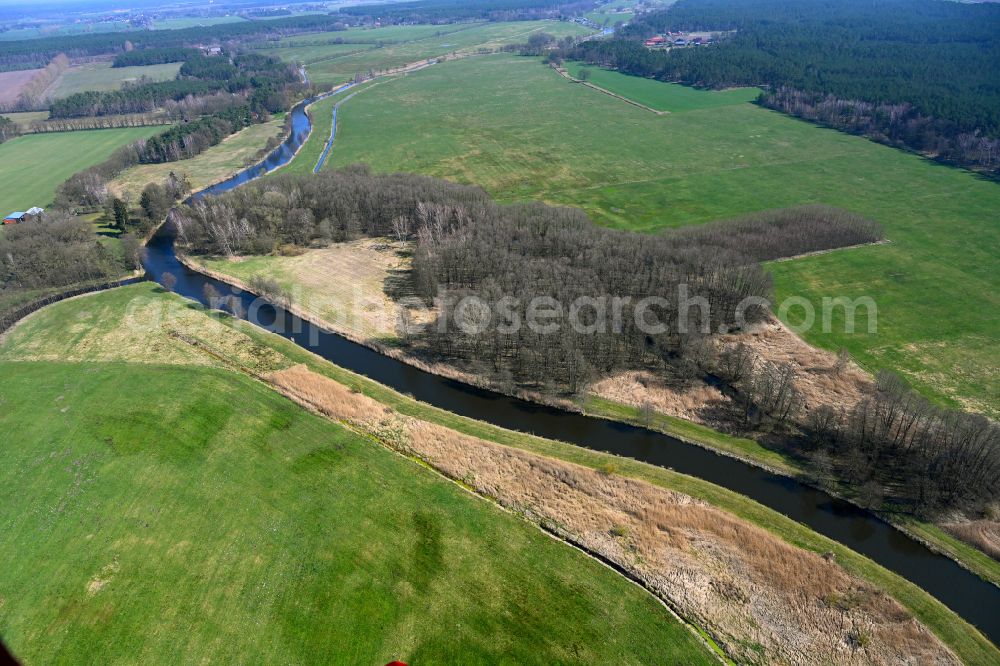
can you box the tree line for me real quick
[759,88,1000,171]
[0,116,20,144]
[0,14,345,72]
[567,0,1000,172]
[49,52,298,119]
[112,47,200,68]
[14,112,172,134]
[339,0,595,23]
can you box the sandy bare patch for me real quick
[86,558,120,597]
[210,239,434,342]
[267,363,956,666]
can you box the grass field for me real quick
[266,21,593,88]
[151,15,247,29]
[46,61,182,99]
[0,21,130,41]
[0,110,49,124]
[3,283,995,664]
[278,81,380,177]
[324,54,999,417]
[565,61,759,111]
[0,126,164,214]
[109,114,285,201]
[0,285,714,664]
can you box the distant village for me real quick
[643,31,724,48]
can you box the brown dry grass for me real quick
[199,238,434,342]
[267,362,957,666]
[942,521,1000,561]
[592,316,872,428]
[720,317,872,412]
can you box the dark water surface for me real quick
[143,89,1000,646]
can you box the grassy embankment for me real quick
[0,285,715,665]
[108,114,285,201]
[280,80,381,177]
[0,126,163,214]
[2,283,996,664]
[325,54,999,420]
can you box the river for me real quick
[143,89,1000,646]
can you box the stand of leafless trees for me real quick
[0,212,137,293]
[175,168,881,392]
[710,342,1000,516]
[760,87,1000,172]
[19,113,173,134]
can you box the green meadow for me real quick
[324,54,999,416]
[0,284,713,665]
[0,126,164,214]
[47,61,182,99]
[564,60,759,112]
[267,21,592,88]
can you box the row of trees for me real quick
[1,53,70,111]
[50,53,299,119]
[49,79,223,118]
[0,14,345,72]
[568,0,1000,172]
[707,341,1000,515]
[0,116,20,144]
[15,112,172,134]
[112,47,200,68]
[136,104,254,163]
[339,0,594,24]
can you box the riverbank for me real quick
[4,282,996,664]
[179,247,1000,592]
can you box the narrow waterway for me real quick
[144,89,1000,646]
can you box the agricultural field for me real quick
[197,237,410,341]
[0,284,714,664]
[324,54,999,416]
[264,20,593,88]
[0,110,49,124]
[0,125,164,214]
[109,114,286,201]
[151,15,247,30]
[0,68,42,104]
[584,9,635,25]
[44,61,183,99]
[0,21,130,41]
